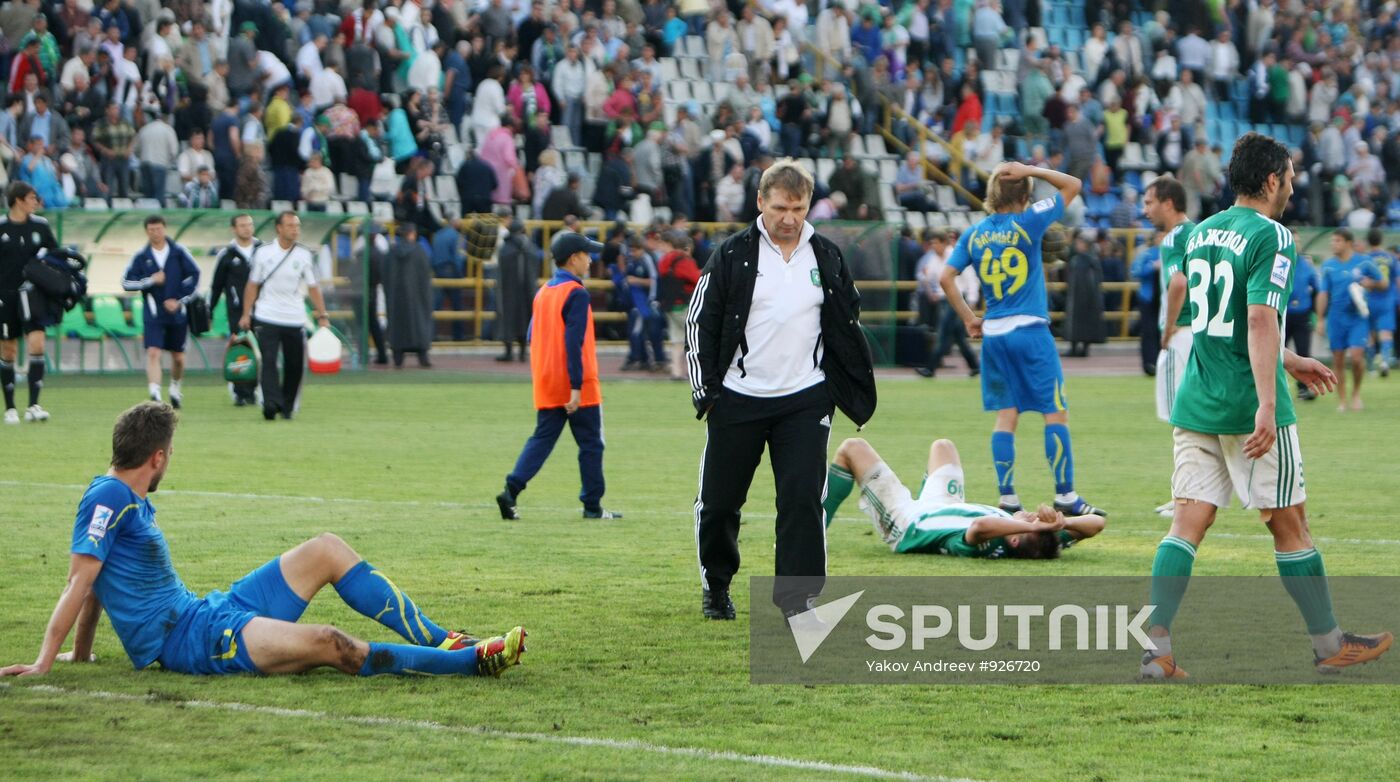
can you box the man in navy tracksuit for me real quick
[122,215,200,407]
[614,234,665,370]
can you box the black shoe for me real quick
[915,367,934,378]
[170,395,181,410]
[517,350,527,362]
[1298,386,1317,401]
[418,354,432,368]
[969,366,980,377]
[1055,497,1108,517]
[620,360,641,371]
[373,354,389,366]
[234,397,246,407]
[393,350,405,368]
[263,405,278,421]
[280,408,293,420]
[495,352,513,362]
[582,508,623,519]
[496,489,520,520]
[703,587,736,620]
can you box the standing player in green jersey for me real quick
[1142,133,1392,679]
[1143,177,1194,516]
[820,437,1104,560]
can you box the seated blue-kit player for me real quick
[1,402,526,679]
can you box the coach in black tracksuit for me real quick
[686,161,876,620]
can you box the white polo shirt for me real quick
[723,217,826,397]
[250,241,318,328]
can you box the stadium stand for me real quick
[6,0,1393,357]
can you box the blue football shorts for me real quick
[1368,304,1396,334]
[979,321,1067,414]
[1327,315,1369,352]
[144,321,189,352]
[157,557,309,675]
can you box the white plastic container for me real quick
[307,327,342,374]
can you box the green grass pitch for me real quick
[1,370,1398,781]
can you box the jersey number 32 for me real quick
[1186,258,1237,337]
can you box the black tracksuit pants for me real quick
[254,321,306,415]
[695,383,834,612]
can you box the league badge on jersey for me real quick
[87,504,114,541]
[1031,198,1055,213]
[1271,254,1291,288]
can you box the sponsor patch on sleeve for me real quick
[1270,254,1291,288]
[87,504,114,541]
[1031,198,1055,214]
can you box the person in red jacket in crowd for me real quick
[8,38,45,96]
[951,83,983,135]
[654,229,701,381]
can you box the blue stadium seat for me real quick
[1205,102,1219,121]
[1218,101,1236,121]
[1231,79,1250,102]
[1123,171,1143,192]
[1047,27,1065,48]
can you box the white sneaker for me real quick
[24,404,48,422]
[1154,501,1175,517]
[3,408,18,424]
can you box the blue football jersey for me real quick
[1366,250,1398,309]
[70,476,199,669]
[1319,255,1381,319]
[1286,257,1318,314]
[947,193,1063,320]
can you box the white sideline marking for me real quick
[4,480,1398,548]
[1,683,980,782]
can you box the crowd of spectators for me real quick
[3,0,1398,234]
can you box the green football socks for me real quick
[823,465,855,528]
[1148,536,1197,633]
[1275,548,1340,639]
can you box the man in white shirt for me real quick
[296,34,327,85]
[917,228,980,377]
[1209,28,1240,101]
[257,50,293,98]
[470,66,506,146]
[309,62,347,110]
[238,212,332,421]
[59,48,96,97]
[134,111,179,203]
[686,161,876,620]
[552,45,587,146]
[179,132,217,186]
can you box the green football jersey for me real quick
[895,503,1010,557]
[1158,219,1196,330]
[893,503,1079,557]
[1169,206,1297,435]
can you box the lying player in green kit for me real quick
[822,437,1104,558]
